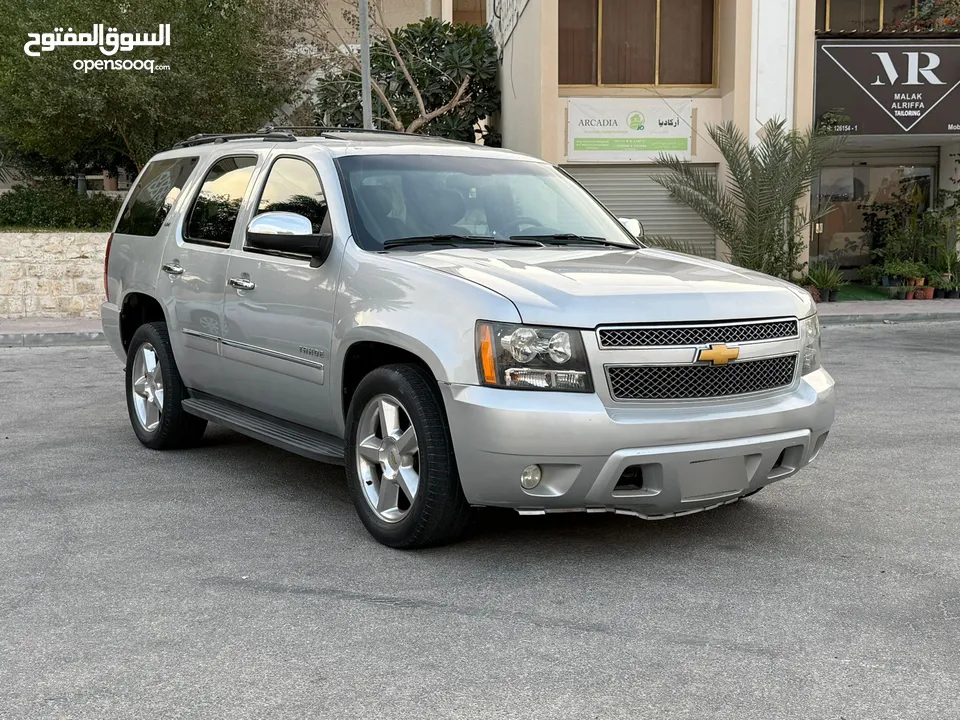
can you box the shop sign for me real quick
[815,39,960,135]
[567,98,692,162]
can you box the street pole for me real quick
[358,0,373,130]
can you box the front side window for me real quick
[335,154,638,251]
[559,0,715,86]
[115,157,198,236]
[185,156,257,246]
[256,157,328,233]
[816,0,916,31]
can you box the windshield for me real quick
[334,154,640,251]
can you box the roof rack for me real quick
[172,131,297,149]
[260,125,464,144]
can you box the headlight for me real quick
[800,314,821,375]
[476,321,593,392]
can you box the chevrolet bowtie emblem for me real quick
[697,343,740,366]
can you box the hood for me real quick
[397,246,814,327]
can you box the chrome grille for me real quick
[598,320,798,348]
[607,355,798,401]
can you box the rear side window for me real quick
[256,157,328,233]
[115,157,198,236]
[186,156,258,246]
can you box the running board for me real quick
[183,392,345,465]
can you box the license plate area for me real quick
[679,456,747,502]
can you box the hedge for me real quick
[0,183,122,231]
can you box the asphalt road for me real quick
[1,323,959,719]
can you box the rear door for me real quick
[157,154,260,394]
[218,153,341,433]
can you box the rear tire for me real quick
[345,364,472,549]
[125,322,207,450]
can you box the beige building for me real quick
[492,0,960,267]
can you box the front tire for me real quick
[345,364,471,549]
[125,322,207,450]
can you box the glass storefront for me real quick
[812,164,935,268]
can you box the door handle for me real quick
[161,261,184,276]
[228,277,256,291]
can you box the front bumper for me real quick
[441,368,835,516]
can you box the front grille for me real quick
[598,320,798,348]
[607,355,798,401]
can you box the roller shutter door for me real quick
[563,164,718,258]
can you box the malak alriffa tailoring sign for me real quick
[815,39,960,135]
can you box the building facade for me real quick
[492,0,960,266]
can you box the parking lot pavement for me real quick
[1,323,959,719]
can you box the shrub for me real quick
[0,183,121,231]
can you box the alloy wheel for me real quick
[356,394,420,523]
[131,343,164,432]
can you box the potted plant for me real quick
[948,280,960,300]
[904,286,916,300]
[929,273,948,299]
[805,261,843,302]
[882,259,910,287]
[856,264,883,287]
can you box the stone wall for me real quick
[0,232,108,318]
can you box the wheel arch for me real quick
[337,331,449,432]
[119,292,168,353]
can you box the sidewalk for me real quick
[816,298,960,325]
[2,301,960,348]
[0,317,104,348]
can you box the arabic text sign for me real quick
[24,24,170,57]
[815,39,960,135]
[567,99,692,162]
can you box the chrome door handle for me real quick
[228,277,256,291]
[161,261,184,276]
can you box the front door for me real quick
[219,154,341,434]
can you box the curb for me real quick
[820,312,960,326]
[0,332,106,348]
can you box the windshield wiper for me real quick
[510,233,634,249]
[382,234,544,249]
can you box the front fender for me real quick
[331,245,522,435]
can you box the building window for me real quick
[453,0,487,25]
[816,0,917,31]
[559,0,716,87]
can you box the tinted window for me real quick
[186,156,257,246]
[115,157,198,236]
[335,154,637,251]
[257,157,328,234]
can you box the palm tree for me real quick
[648,118,840,280]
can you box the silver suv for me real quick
[101,129,835,548]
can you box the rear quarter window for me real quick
[116,157,199,236]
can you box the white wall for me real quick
[499,0,545,157]
[750,0,797,139]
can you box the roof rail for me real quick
[259,125,464,144]
[172,131,297,149]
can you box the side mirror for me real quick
[246,211,333,268]
[618,217,644,238]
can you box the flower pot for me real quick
[904,289,916,300]
[942,273,953,283]
[907,277,917,286]
[947,289,960,299]
[919,286,935,299]
[934,288,946,299]
[818,288,831,303]
[881,275,891,286]
[916,277,927,287]
[884,286,900,299]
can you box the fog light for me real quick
[520,464,542,489]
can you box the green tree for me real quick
[0,0,308,171]
[649,119,840,279]
[311,10,500,144]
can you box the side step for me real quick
[183,392,345,465]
